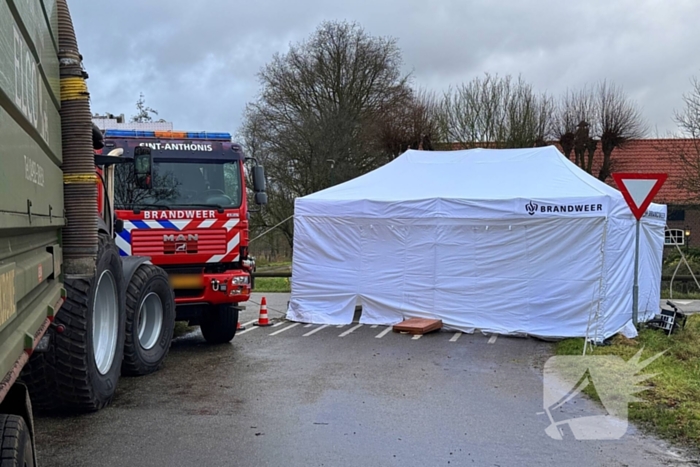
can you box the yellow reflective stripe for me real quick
[60,77,89,101]
[63,174,97,184]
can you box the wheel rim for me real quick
[92,270,119,375]
[137,292,163,350]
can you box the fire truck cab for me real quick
[103,130,267,343]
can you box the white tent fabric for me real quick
[286,147,666,340]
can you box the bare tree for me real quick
[378,88,443,157]
[238,20,412,248]
[671,76,700,200]
[439,73,554,149]
[676,77,700,139]
[238,107,297,247]
[552,87,598,170]
[131,92,165,123]
[597,80,647,181]
[552,81,645,179]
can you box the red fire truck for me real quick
[100,129,267,344]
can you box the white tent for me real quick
[286,147,666,340]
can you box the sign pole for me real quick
[633,219,640,327]
[611,173,667,330]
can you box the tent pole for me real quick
[633,219,640,328]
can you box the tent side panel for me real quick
[356,222,411,325]
[600,218,635,338]
[639,219,665,322]
[287,216,361,324]
[289,215,608,338]
[519,218,606,338]
[600,207,665,339]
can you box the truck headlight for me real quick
[231,276,250,285]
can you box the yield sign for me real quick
[612,173,667,220]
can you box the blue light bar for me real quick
[105,130,156,138]
[186,132,232,140]
[104,129,232,141]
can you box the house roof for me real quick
[563,139,699,205]
[442,139,700,205]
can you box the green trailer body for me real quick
[0,2,241,461]
[0,0,64,403]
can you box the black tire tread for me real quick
[0,414,31,467]
[200,305,238,344]
[122,264,175,376]
[19,348,59,414]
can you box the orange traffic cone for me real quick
[237,321,246,331]
[254,297,272,326]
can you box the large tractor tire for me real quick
[200,304,239,344]
[20,233,125,413]
[122,264,175,376]
[0,415,35,467]
[51,233,126,412]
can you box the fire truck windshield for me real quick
[114,159,242,210]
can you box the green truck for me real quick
[1,1,185,464]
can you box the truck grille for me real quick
[131,229,227,256]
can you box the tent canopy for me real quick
[287,147,666,340]
[303,147,620,203]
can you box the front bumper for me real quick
[169,270,252,305]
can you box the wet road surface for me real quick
[34,294,697,466]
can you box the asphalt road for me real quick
[33,293,697,466]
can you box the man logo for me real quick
[163,234,199,242]
[526,201,538,216]
[163,233,199,254]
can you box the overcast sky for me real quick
[71,0,700,138]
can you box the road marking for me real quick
[272,322,284,327]
[412,334,422,340]
[375,327,392,339]
[336,325,345,329]
[243,319,258,327]
[370,325,378,328]
[303,324,313,328]
[237,324,261,335]
[270,323,299,336]
[303,324,328,337]
[450,332,462,342]
[339,324,363,337]
[488,335,498,344]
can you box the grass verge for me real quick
[255,260,292,269]
[254,277,291,293]
[555,314,700,447]
[662,292,700,300]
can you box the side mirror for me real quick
[114,218,124,234]
[133,146,153,189]
[252,165,266,192]
[254,192,268,205]
[92,123,105,150]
